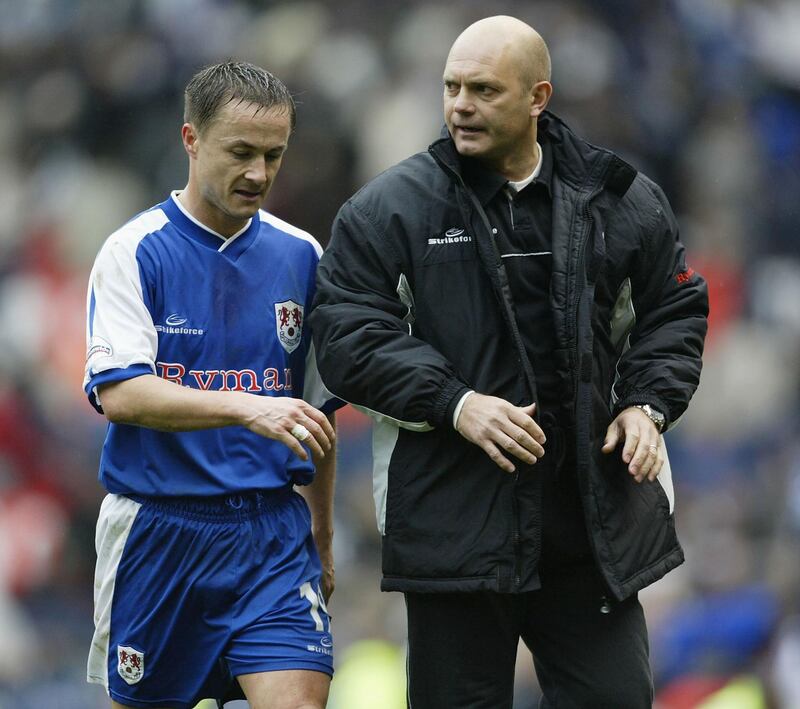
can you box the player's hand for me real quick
[455,393,546,473]
[602,407,663,483]
[316,540,335,604]
[238,395,335,461]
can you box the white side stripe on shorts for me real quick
[87,494,142,689]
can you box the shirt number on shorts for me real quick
[300,581,329,632]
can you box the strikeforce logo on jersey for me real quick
[275,300,303,353]
[155,313,204,335]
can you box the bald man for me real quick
[312,15,707,709]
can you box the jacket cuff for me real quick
[614,394,672,430]
[429,379,472,428]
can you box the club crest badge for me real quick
[275,300,304,354]
[117,645,144,685]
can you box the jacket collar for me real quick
[457,140,554,206]
[429,110,636,202]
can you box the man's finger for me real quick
[482,441,516,473]
[630,439,659,480]
[280,431,309,461]
[509,408,546,445]
[602,423,619,453]
[628,437,651,476]
[646,449,664,482]
[298,416,333,454]
[303,406,336,447]
[322,577,335,604]
[621,431,639,464]
[498,433,538,466]
[289,420,326,460]
[502,422,545,458]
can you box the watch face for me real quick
[649,408,665,429]
[637,404,664,429]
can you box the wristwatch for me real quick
[632,404,665,432]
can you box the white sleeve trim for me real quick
[84,210,165,395]
[453,390,475,430]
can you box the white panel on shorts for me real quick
[87,494,142,689]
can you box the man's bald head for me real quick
[447,15,551,89]
[442,15,553,180]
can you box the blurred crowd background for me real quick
[0,0,798,707]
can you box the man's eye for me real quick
[232,151,250,159]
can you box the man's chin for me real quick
[453,139,486,158]
[229,201,262,218]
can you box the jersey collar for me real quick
[162,191,259,259]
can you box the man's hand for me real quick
[238,395,335,462]
[455,393,546,473]
[98,375,335,461]
[301,412,336,606]
[602,407,663,483]
[315,533,335,604]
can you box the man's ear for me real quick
[530,81,553,118]
[181,123,199,158]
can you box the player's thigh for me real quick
[522,567,652,709]
[405,591,521,709]
[238,669,330,709]
[223,493,334,681]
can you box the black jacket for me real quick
[310,111,708,600]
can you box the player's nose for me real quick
[244,159,268,186]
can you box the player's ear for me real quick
[181,123,199,158]
[530,81,552,118]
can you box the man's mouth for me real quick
[234,189,262,200]
[455,126,483,134]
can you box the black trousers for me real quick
[405,566,653,709]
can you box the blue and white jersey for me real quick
[84,193,338,497]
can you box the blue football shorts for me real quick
[87,488,333,708]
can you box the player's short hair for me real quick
[184,61,296,133]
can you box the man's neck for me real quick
[494,141,541,182]
[174,188,247,239]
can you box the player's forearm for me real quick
[298,413,337,544]
[97,374,254,431]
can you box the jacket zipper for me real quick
[568,201,590,393]
[512,471,521,587]
[449,163,527,591]
[430,146,534,591]
[567,185,605,396]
